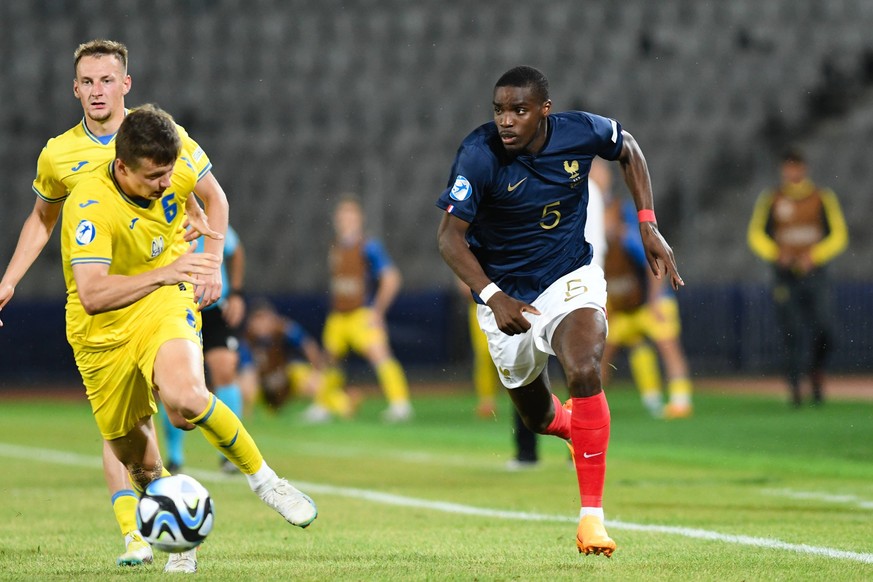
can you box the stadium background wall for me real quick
[2,2,873,384]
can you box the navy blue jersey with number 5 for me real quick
[436,111,623,303]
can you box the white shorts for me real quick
[477,264,608,389]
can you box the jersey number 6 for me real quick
[161,193,178,224]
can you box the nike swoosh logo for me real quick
[582,451,603,459]
[129,218,139,229]
[507,178,527,192]
[71,161,89,172]
[78,199,99,208]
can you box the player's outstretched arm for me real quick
[617,130,684,290]
[73,245,221,315]
[190,172,229,309]
[0,199,63,327]
[437,212,539,335]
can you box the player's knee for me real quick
[564,357,602,398]
[169,384,212,421]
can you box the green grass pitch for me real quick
[0,382,871,581]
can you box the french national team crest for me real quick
[151,236,164,258]
[564,160,582,188]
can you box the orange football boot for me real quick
[576,515,616,557]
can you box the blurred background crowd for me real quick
[2,0,872,383]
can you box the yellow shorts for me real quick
[73,290,202,440]
[607,295,681,347]
[322,307,387,359]
[287,361,318,396]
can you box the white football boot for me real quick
[164,548,198,574]
[257,477,318,528]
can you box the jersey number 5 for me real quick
[540,201,561,230]
[161,193,178,224]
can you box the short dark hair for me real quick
[781,147,806,164]
[74,39,128,73]
[115,104,181,169]
[495,66,550,102]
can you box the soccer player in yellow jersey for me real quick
[2,39,227,571]
[62,104,318,573]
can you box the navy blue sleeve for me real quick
[582,112,623,161]
[435,143,495,224]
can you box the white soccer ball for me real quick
[136,474,215,552]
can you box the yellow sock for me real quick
[629,343,662,399]
[189,394,264,475]
[111,490,139,537]
[668,377,693,407]
[315,367,352,416]
[376,358,410,404]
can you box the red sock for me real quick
[542,393,571,440]
[570,392,610,507]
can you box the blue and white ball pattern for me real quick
[136,474,215,552]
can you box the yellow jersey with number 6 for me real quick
[61,152,202,350]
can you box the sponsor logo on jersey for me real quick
[71,161,89,172]
[78,199,99,208]
[450,175,472,201]
[129,218,139,230]
[75,220,96,246]
[151,236,164,258]
[507,177,527,192]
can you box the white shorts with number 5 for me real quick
[476,264,608,389]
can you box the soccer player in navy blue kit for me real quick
[437,66,683,557]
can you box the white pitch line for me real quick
[761,487,873,510]
[2,442,873,565]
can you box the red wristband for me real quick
[637,209,657,224]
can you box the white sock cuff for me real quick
[246,461,277,492]
[580,507,605,520]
